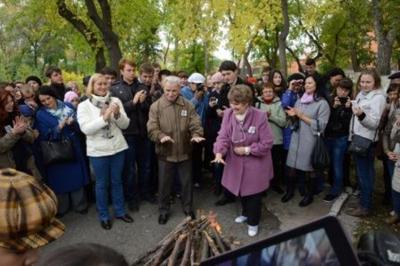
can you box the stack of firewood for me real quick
[132,212,239,266]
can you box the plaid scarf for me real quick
[46,100,75,122]
[89,93,113,139]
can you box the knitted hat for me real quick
[210,72,224,84]
[188,73,206,84]
[0,169,65,252]
[64,91,79,103]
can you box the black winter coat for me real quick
[110,78,151,137]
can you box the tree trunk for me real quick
[85,0,122,71]
[163,39,171,66]
[278,0,289,78]
[376,43,393,75]
[204,41,209,75]
[286,45,302,73]
[350,41,361,72]
[239,42,253,77]
[372,0,396,75]
[238,54,251,77]
[173,38,179,70]
[32,42,39,69]
[57,0,106,71]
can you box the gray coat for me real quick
[286,98,330,171]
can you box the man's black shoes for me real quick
[101,220,112,230]
[158,214,169,225]
[116,214,134,223]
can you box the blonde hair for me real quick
[20,84,34,97]
[86,73,106,96]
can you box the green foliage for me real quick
[0,0,398,81]
[169,43,220,74]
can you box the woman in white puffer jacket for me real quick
[77,73,133,230]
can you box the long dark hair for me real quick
[305,74,325,101]
[0,90,19,135]
[269,70,287,90]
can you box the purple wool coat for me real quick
[213,107,274,197]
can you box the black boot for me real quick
[281,175,295,203]
[299,177,314,207]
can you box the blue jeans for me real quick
[393,189,400,216]
[353,144,376,210]
[386,159,395,180]
[90,151,126,221]
[325,136,348,196]
[123,135,153,203]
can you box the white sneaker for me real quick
[234,215,248,223]
[248,225,259,237]
[391,210,396,216]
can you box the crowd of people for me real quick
[1,57,400,264]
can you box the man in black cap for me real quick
[25,76,42,93]
[389,71,400,86]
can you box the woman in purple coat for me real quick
[213,84,274,237]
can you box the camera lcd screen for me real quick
[201,216,359,266]
[211,228,339,266]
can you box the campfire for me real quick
[132,211,239,266]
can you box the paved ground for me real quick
[42,184,358,264]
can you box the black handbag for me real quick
[40,137,75,165]
[312,120,330,170]
[348,115,377,157]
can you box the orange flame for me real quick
[208,211,222,233]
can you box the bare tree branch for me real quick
[57,0,106,70]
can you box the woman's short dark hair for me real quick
[36,243,129,266]
[38,85,58,99]
[228,84,253,104]
[338,78,353,92]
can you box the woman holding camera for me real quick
[77,73,132,230]
[323,78,353,202]
[283,74,330,207]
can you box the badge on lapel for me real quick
[248,126,256,134]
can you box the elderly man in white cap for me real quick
[180,73,209,188]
